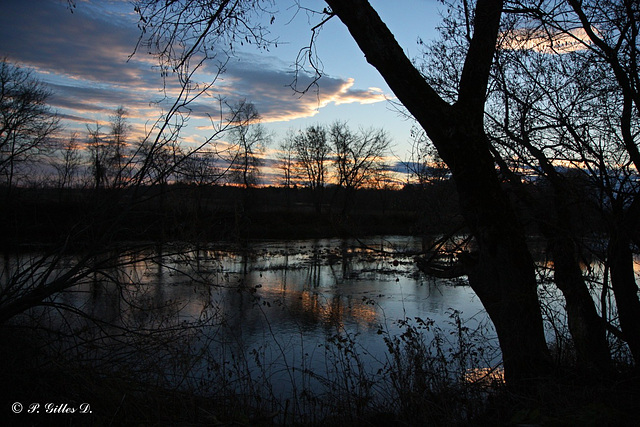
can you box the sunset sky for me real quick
[1,0,442,174]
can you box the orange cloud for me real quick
[501,27,594,54]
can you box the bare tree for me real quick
[108,106,130,188]
[329,121,391,214]
[330,121,390,191]
[482,31,615,371]
[292,125,330,213]
[496,0,640,367]
[86,122,108,190]
[52,132,82,192]
[0,59,60,196]
[278,131,299,189]
[133,0,275,76]
[226,100,270,188]
[177,150,222,186]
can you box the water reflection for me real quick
[2,236,494,401]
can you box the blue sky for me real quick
[1,0,442,165]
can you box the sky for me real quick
[1,0,443,177]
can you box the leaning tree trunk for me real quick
[550,235,611,371]
[496,147,611,372]
[326,0,550,386]
[447,119,551,385]
[607,228,640,364]
[544,180,610,372]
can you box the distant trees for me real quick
[52,133,82,192]
[290,125,330,213]
[330,121,391,190]
[280,121,392,213]
[0,59,60,194]
[226,100,270,188]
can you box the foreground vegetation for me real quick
[2,297,639,426]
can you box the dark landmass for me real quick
[0,182,462,249]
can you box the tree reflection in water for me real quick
[3,236,499,421]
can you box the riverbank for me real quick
[0,184,456,250]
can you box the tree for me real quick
[86,122,108,190]
[108,106,130,188]
[177,150,222,186]
[52,132,82,192]
[133,0,552,386]
[226,100,269,189]
[0,59,60,195]
[481,31,614,371]
[323,0,551,385]
[329,121,391,213]
[291,125,330,213]
[278,131,298,189]
[501,0,640,366]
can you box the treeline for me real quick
[0,181,457,247]
[0,63,401,202]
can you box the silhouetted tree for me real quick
[330,121,391,214]
[0,59,60,196]
[108,106,130,188]
[133,0,552,386]
[177,150,221,186]
[501,0,640,367]
[482,34,614,371]
[291,125,330,214]
[52,132,82,192]
[226,100,269,189]
[86,122,108,190]
[278,131,298,189]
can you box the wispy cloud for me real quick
[500,27,593,54]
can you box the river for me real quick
[4,236,502,419]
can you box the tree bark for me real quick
[608,226,640,364]
[325,0,550,385]
[550,235,611,370]
[494,142,611,372]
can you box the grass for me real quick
[2,311,639,426]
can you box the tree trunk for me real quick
[545,181,610,371]
[550,236,611,371]
[326,0,550,386]
[608,229,640,364]
[449,121,550,385]
[495,147,611,372]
